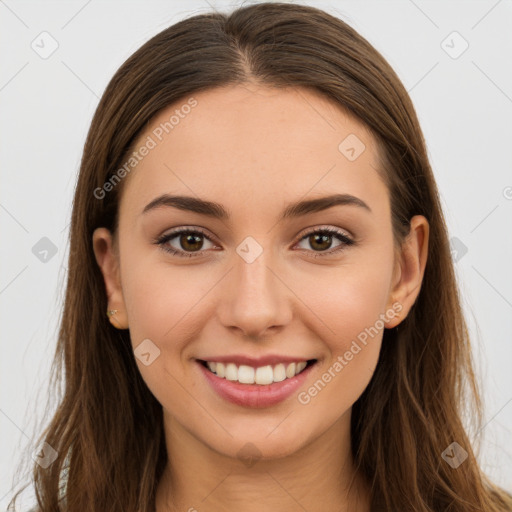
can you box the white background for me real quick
[1,0,511,508]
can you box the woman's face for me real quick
[94,84,426,461]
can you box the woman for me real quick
[9,2,512,511]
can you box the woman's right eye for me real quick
[155,228,216,258]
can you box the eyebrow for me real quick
[141,193,372,220]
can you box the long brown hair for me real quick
[9,2,512,511]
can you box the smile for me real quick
[197,358,318,408]
[200,360,316,385]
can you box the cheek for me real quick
[120,251,212,344]
[329,275,390,350]
[293,256,392,346]
[120,262,203,409]
[291,259,392,403]
[120,257,217,400]
[329,288,385,375]
[294,294,385,421]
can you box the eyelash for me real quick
[153,226,355,259]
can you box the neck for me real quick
[155,410,370,512]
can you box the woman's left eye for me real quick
[294,227,355,257]
[154,227,355,258]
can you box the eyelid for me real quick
[295,224,353,243]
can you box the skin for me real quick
[93,83,429,512]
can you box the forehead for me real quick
[119,84,388,220]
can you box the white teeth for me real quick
[255,365,274,385]
[285,363,296,378]
[203,359,312,384]
[296,361,307,374]
[273,363,286,382]
[216,362,225,378]
[238,365,255,384]
[225,363,238,381]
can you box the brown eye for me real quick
[156,228,216,258]
[308,233,334,251]
[179,232,204,252]
[295,227,355,257]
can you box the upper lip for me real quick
[197,354,316,367]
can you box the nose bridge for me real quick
[219,237,291,337]
[236,250,276,302]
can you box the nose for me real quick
[217,250,293,340]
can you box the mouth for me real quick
[196,358,318,385]
[196,358,319,408]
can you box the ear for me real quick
[385,215,429,329]
[92,227,129,329]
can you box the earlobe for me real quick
[385,215,429,329]
[92,227,129,329]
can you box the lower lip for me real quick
[197,360,317,408]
